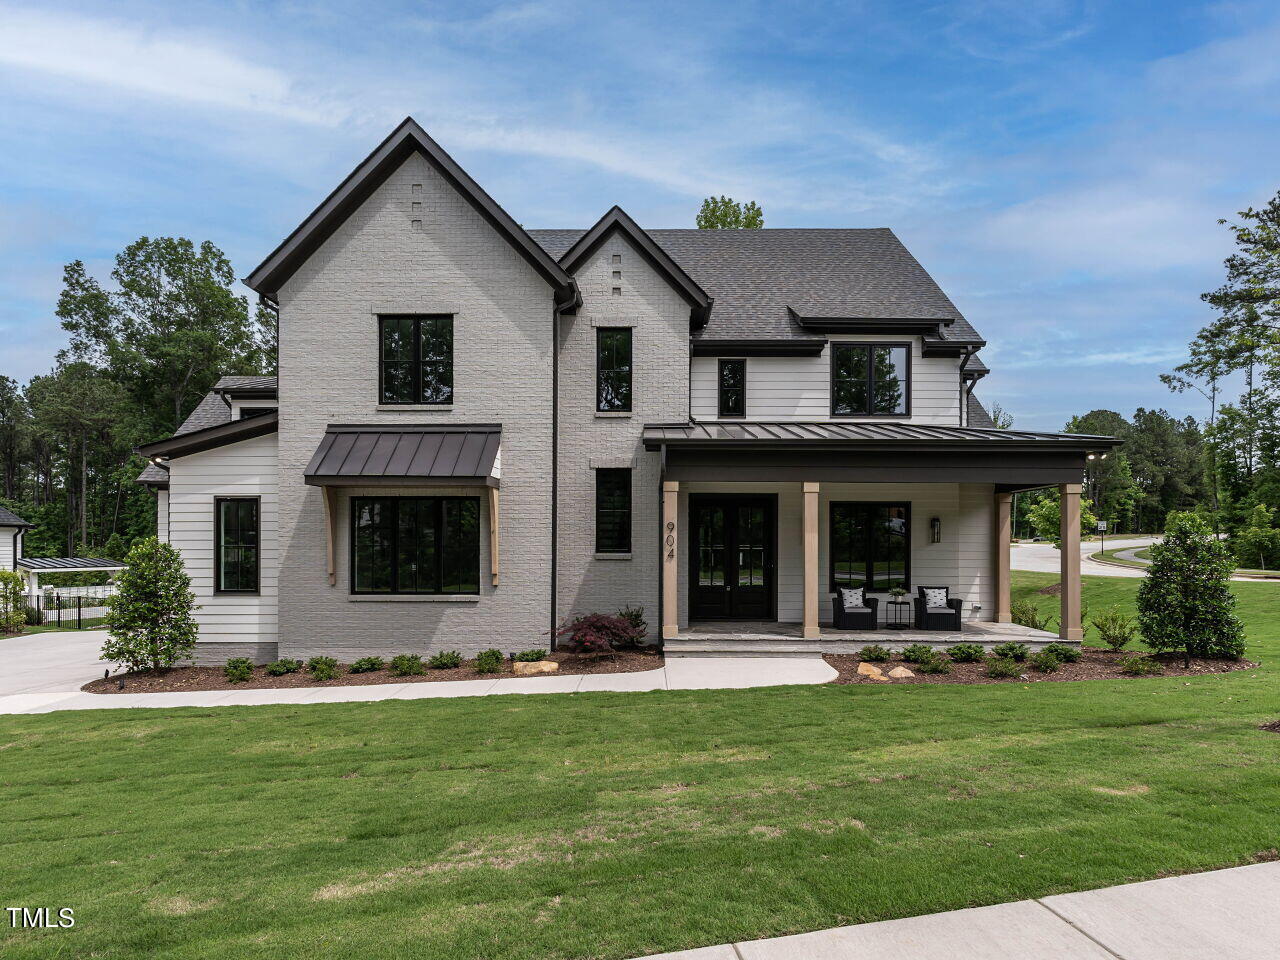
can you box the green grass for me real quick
[2,573,1278,959]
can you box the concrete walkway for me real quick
[641,860,1280,960]
[0,631,837,714]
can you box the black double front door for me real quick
[689,494,776,620]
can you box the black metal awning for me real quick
[304,424,501,487]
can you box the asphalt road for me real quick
[1011,535,1161,579]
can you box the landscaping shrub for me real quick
[224,658,254,683]
[915,651,950,674]
[102,537,198,672]
[859,644,891,662]
[1091,607,1138,651]
[1119,655,1164,676]
[1138,512,1246,664]
[474,649,504,674]
[349,656,385,673]
[986,657,1022,679]
[1010,597,1055,632]
[899,643,935,664]
[1028,651,1060,673]
[614,606,648,648]
[557,613,641,654]
[390,654,425,676]
[991,641,1029,662]
[264,658,301,676]
[1041,642,1081,664]
[307,656,339,681]
[426,650,462,670]
[513,649,546,662]
[945,643,985,663]
[0,570,26,634]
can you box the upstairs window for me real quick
[595,469,632,553]
[831,343,909,417]
[718,359,746,418]
[596,328,632,412]
[215,497,259,593]
[379,314,454,405]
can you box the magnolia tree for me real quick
[1137,512,1246,665]
[0,570,26,634]
[103,537,198,672]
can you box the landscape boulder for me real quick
[513,660,559,676]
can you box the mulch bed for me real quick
[825,647,1258,685]
[1259,720,1280,734]
[82,650,663,694]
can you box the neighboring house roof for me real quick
[136,377,279,486]
[642,421,1118,451]
[967,395,996,428]
[17,557,126,571]
[0,504,32,528]
[305,424,502,487]
[530,228,983,347]
[244,118,576,307]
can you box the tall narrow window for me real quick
[379,314,454,405]
[831,343,909,416]
[830,502,909,592]
[595,469,632,553]
[351,496,479,594]
[215,497,259,593]
[596,328,632,412]
[717,359,746,417]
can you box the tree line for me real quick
[0,237,274,561]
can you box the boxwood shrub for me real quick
[859,644,891,663]
[986,656,1022,679]
[945,643,985,663]
[265,658,302,676]
[474,649,504,674]
[990,641,1029,662]
[389,654,425,676]
[224,658,254,683]
[899,643,935,664]
[427,650,463,670]
[349,656,385,674]
[307,656,339,681]
[1041,642,1081,664]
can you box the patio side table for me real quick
[886,600,911,630]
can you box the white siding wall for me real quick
[166,432,278,655]
[0,526,16,570]
[156,490,169,543]
[691,334,962,424]
[677,481,994,627]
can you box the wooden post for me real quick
[995,492,1012,623]
[662,480,679,639]
[1059,482,1083,640]
[487,486,500,587]
[803,481,820,639]
[322,487,337,587]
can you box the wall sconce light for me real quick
[930,517,942,543]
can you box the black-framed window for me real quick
[351,496,479,595]
[718,359,746,418]
[215,497,259,593]
[830,502,909,592]
[595,469,632,553]
[596,328,632,412]
[238,406,275,420]
[831,343,909,416]
[379,314,454,405]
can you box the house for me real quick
[0,505,126,597]
[136,118,1118,664]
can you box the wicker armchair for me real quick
[913,586,963,630]
[832,591,879,630]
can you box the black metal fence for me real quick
[25,588,116,630]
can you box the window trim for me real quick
[349,495,481,596]
[377,314,455,406]
[829,341,912,418]
[594,468,633,554]
[595,327,633,413]
[828,500,911,593]
[717,358,747,418]
[214,496,260,595]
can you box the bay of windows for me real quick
[351,496,479,595]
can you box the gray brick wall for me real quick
[275,153,556,658]
[555,232,691,637]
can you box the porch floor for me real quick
[669,620,1062,657]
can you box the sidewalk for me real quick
[642,860,1280,960]
[0,655,837,714]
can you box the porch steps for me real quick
[664,639,828,659]
[666,634,1071,658]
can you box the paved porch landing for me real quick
[668,620,1061,657]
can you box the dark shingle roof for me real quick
[967,394,995,428]
[529,228,983,345]
[136,376,278,485]
[0,504,31,527]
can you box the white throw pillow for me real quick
[840,587,865,609]
[923,587,949,608]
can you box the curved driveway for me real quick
[1013,536,1160,579]
[0,629,111,697]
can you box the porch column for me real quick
[1059,482,1083,640]
[803,481,820,639]
[662,480,679,640]
[995,492,1012,623]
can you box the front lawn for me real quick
[1,573,1278,959]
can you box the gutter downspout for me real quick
[958,347,975,427]
[549,283,580,651]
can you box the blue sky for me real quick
[2,0,1277,430]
